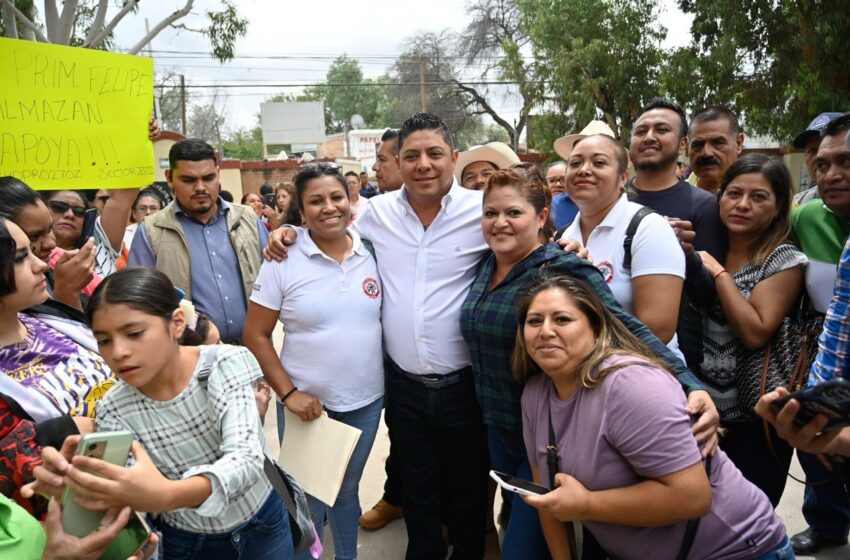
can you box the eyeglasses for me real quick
[96,195,110,203]
[547,176,567,185]
[48,200,87,218]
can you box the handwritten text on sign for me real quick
[0,37,154,189]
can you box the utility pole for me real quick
[419,55,427,113]
[180,74,187,135]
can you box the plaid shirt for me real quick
[460,243,703,435]
[809,235,850,386]
[96,345,271,533]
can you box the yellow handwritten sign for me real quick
[0,37,154,190]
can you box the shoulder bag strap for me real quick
[262,456,300,520]
[547,396,579,560]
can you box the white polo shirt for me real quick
[355,181,490,375]
[560,194,686,357]
[250,228,384,411]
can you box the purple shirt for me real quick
[522,355,785,559]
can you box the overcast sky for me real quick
[111,0,693,136]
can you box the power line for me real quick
[154,80,543,89]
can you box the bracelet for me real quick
[713,269,728,280]
[281,387,298,402]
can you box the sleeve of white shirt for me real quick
[629,213,686,279]
[249,258,286,311]
[183,347,266,516]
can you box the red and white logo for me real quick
[362,277,380,299]
[596,261,614,283]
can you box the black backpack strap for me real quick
[361,237,376,259]
[622,206,654,271]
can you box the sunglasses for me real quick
[48,200,87,218]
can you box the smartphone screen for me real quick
[101,512,152,558]
[491,470,549,495]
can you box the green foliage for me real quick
[205,1,248,63]
[303,55,396,133]
[674,0,850,140]
[518,0,666,140]
[220,126,264,160]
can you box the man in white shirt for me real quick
[357,113,490,559]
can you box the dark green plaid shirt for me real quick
[460,243,704,435]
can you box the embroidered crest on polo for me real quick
[596,261,614,283]
[362,277,380,299]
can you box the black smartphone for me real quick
[770,378,850,431]
[77,208,98,248]
[263,193,276,208]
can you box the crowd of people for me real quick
[0,99,849,560]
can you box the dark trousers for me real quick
[382,400,404,506]
[385,361,488,560]
[719,419,793,507]
[799,450,850,538]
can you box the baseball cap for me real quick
[792,112,844,149]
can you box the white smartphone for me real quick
[490,470,549,497]
[60,430,134,537]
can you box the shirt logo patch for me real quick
[596,261,614,283]
[362,277,380,299]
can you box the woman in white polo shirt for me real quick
[244,163,383,560]
[559,134,686,358]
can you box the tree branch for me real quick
[128,0,194,54]
[84,0,110,45]
[451,78,516,142]
[1,0,49,42]
[57,0,79,45]
[85,0,140,49]
[2,1,17,39]
[43,0,59,41]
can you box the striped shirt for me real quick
[810,235,850,386]
[95,345,272,533]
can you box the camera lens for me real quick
[88,443,97,451]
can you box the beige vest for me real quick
[143,201,261,301]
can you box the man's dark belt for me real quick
[388,358,469,389]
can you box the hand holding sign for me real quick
[0,37,154,190]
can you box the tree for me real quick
[302,55,393,133]
[220,126,264,160]
[1,0,247,62]
[670,0,850,140]
[394,31,483,146]
[518,0,666,146]
[456,0,545,150]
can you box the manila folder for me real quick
[278,408,362,506]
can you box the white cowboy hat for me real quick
[454,142,521,182]
[553,120,616,159]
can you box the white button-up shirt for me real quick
[356,181,489,374]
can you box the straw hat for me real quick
[553,120,616,159]
[454,142,521,182]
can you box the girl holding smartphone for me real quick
[45,268,293,560]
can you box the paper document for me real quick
[278,408,362,506]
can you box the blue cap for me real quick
[792,112,844,148]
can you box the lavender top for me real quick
[522,355,785,559]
